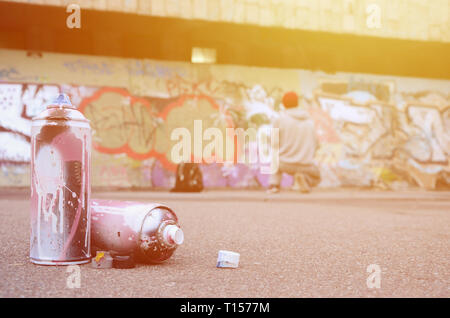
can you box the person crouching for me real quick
[267,92,320,193]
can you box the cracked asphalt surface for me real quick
[0,189,448,297]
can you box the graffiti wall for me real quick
[0,49,449,189]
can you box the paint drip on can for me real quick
[90,199,184,263]
[30,93,92,265]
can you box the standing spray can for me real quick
[91,199,184,263]
[30,94,91,265]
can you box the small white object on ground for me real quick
[91,251,113,269]
[216,250,240,268]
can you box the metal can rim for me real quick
[31,118,91,128]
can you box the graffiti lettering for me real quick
[63,59,113,75]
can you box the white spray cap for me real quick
[163,225,184,245]
[217,250,240,268]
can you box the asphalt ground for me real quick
[0,188,448,297]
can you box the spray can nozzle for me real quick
[48,93,75,109]
[163,224,184,245]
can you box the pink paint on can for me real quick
[30,94,91,265]
[91,199,183,263]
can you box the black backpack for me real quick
[171,163,204,192]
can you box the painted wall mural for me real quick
[0,49,449,189]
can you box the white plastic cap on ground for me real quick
[217,250,240,268]
[163,225,184,245]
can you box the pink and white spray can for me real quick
[30,94,91,265]
[91,199,184,263]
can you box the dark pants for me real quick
[269,162,321,187]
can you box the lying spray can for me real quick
[30,94,91,265]
[91,199,184,263]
